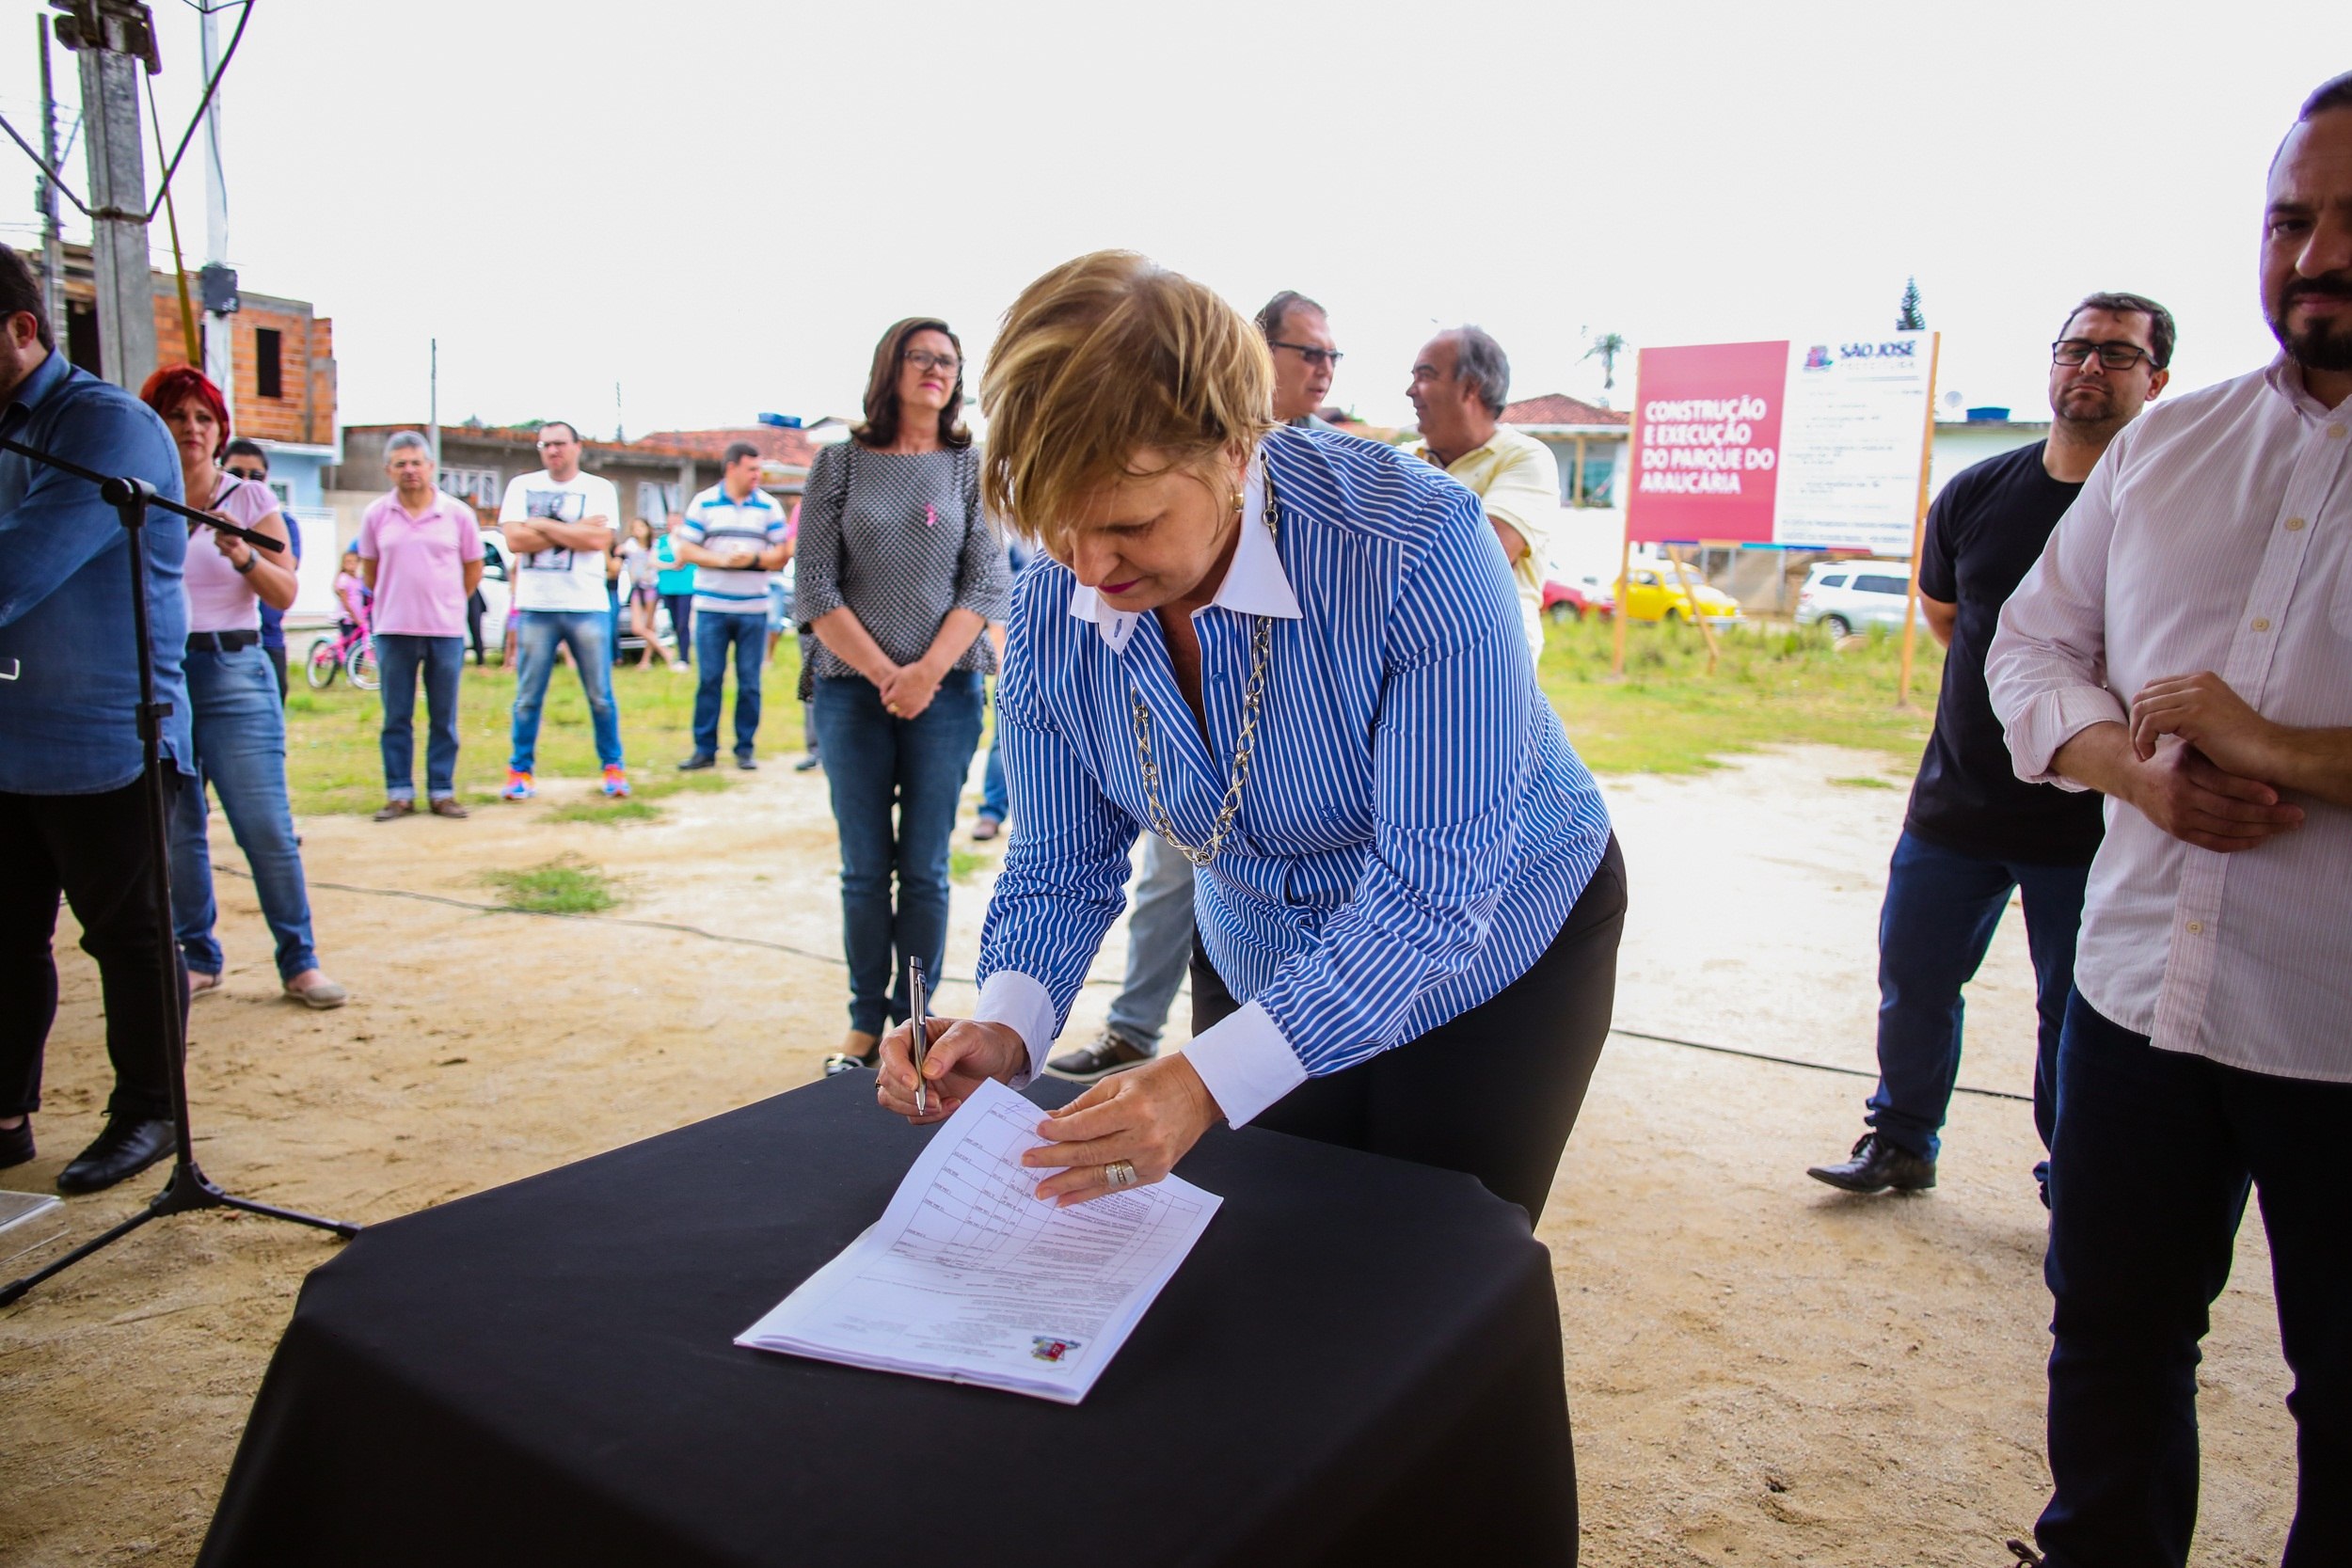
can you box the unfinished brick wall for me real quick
[149,284,337,445]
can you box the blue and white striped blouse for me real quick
[971,425,1614,1126]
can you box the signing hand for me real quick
[879,662,942,720]
[1022,1055,1222,1207]
[875,1015,1026,1124]
[2132,672,2288,782]
[2127,740,2302,853]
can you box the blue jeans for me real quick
[978,728,1008,822]
[2036,992,2352,1568]
[811,672,984,1037]
[509,610,623,773]
[691,610,765,760]
[1865,829,2089,1164]
[1107,832,1196,1053]
[169,643,320,980]
[377,633,465,800]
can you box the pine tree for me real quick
[1897,277,1926,332]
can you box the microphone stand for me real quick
[0,430,358,1309]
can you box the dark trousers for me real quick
[265,641,289,703]
[466,590,487,666]
[662,594,695,664]
[691,611,765,761]
[377,633,466,800]
[2037,992,2352,1568]
[1867,829,2090,1164]
[1191,836,1628,1223]
[810,672,984,1037]
[0,780,183,1123]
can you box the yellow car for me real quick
[1614,565,1743,625]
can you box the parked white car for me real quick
[1794,562,1914,636]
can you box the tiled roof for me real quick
[349,421,820,470]
[1501,393,1629,430]
[630,425,821,468]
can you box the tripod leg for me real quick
[0,1201,166,1308]
[214,1191,362,1240]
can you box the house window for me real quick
[255,327,283,399]
[437,466,503,507]
[637,481,681,523]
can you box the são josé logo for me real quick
[1031,1336,1081,1363]
[1806,340,1917,371]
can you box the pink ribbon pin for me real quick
[925,504,937,528]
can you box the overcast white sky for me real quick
[0,0,2336,436]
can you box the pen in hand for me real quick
[909,960,930,1117]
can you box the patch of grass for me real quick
[1829,775,1899,790]
[281,649,803,816]
[1539,615,1943,776]
[481,856,619,914]
[949,847,992,883]
[543,797,663,825]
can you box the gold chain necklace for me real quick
[1128,477,1279,871]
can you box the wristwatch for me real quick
[233,551,258,575]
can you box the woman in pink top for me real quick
[139,368,346,1010]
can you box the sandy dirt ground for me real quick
[0,745,2296,1566]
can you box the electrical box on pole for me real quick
[51,1,161,391]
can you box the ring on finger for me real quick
[1104,1159,1138,1189]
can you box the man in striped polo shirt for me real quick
[675,442,791,769]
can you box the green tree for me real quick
[1897,277,1926,332]
[1583,331,1628,397]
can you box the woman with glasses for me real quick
[140,367,347,1010]
[873,252,1626,1227]
[799,319,1009,1071]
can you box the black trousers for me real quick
[1192,835,1627,1223]
[266,641,290,703]
[0,780,183,1122]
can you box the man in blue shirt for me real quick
[224,437,300,701]
[0,245,195,1196]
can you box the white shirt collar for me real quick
[1066,444,1304,652]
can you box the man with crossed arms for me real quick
[1987,71,2352,1567]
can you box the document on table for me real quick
[738,1077,1221,1403]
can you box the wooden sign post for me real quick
[1895,331,1944,709]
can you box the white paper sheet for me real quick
[737,1078,1221,1403]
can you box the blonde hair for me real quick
[980,251,1273,549]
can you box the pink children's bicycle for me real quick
[307,574,380,690]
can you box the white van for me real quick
[1795,562,1913,636]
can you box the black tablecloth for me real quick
[199,1075,1576,1567]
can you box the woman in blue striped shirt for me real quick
[877,253,1626,1222]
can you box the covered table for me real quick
[199,1074,1577,1566]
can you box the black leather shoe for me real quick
[0,1117,32,1169]
[678,753,717,771]
[793,753,822,773]
[1806,1132,1936,1194]
[736,752,758,770]
[56,1117,176,1196]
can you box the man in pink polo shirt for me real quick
[358,431,485,820]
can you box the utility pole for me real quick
[428,338,440,472]
[36,18,69,352]
[53,1,162,391]
[198,0,231,411]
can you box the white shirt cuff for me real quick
[2010,685,2128,790]
[1181,999,1309,1129]
[971,970,1057,1088]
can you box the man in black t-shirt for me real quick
[1808,293,2174,1201]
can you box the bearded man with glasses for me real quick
[1807,291,2173,1207]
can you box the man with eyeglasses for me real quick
[1043,288,1347,1085]
[1988,77,2352,1564]
[497,420,630,800]
[1408,326,1559,663]
[223,439,300,701]
[1807,291,2173,1205]
[1257,290,1342,429]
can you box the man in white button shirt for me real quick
[1986,73,2352,1568]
